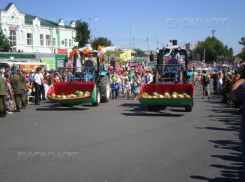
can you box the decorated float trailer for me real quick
[47,45,110,106]
[138,40,195,112]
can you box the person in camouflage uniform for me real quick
[0,70,7,117]
[12,71,22,112]
[48,70,54,86]
[18,69,26,109]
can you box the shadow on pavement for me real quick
[119,103,185,117]
[191,94,243,181]
[36,104,89,111]
[121,112,184,117]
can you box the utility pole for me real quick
[130,21,131,49]
[211,29,216,37]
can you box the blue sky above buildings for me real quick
[1,0,245,55]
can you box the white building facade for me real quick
[0,3,78,53]
[185,42,198,51]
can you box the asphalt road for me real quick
[0,83,243,182]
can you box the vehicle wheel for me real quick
[92,88,101,106]
[99,76,110,103]
[185,105,192,112]
[148,105,155,111]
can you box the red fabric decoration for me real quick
[47,82,95,96]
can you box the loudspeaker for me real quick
[110,60,115,68]
[150,55,154,61]
[170,40,177,46]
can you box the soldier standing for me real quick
[18,69,26,109]
[0,70,7,117]
[48,70,54,86]
[12,71,22,112]
[58,71,63,82]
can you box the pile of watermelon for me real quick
[49,90,91,99]
[141,92,191,99]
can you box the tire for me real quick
[185,105,192,112]
[99,76,110,103]
[92,87,101,106]
[148,105,155,111]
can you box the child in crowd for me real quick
[124,78,131,99]
[110,77,119,99]
[5,74,14,114]
[26,80,32,105]
[133,76,141,100]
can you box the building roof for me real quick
[4,2,14,10]
[3,3,73,29]
[24,14,72,29]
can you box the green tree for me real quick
[134,48,144,55]
[92,37,112,50]
[0,31,11,52]
[240,48,245,61]
[74,20,90,47]
[228,47,233,58]
[195,36,225,62]
[239,36,245,47]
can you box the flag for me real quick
[120,50,131,62]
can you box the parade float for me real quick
[47,44,110,106]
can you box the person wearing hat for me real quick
[0,70,7,117]
[18,69,26,109]
[12,71,22,112]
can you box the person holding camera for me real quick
[229,62,245,179]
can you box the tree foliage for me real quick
[91,37,112,50]
[195,36,228,62]
[74,20,90,47]
[0,31,11,52]
[224,45,233,58]
[240,48,245,61]
[134,48,144,55]
[239,37,245,47]
[238,36,245,61]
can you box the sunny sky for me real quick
[1,0,245,55]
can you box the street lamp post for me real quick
[141,28,155,55]
[89,17,98,44]
[154,36,158,49]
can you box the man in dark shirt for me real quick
[222,69,229,103]
[212,70,218,94]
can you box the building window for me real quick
[64,39,67,47]
[27,33,32,45]
[40,34,43,46]
[69,39,71,47]
[46,35,50,46]
[53,38,56,47]
[9,31,17,46]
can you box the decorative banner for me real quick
[120,50,131,62]
[21,65,40,71]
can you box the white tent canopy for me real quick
[103,46,137,54]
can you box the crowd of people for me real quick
[108,64,155,100]
[0,68,66,117]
